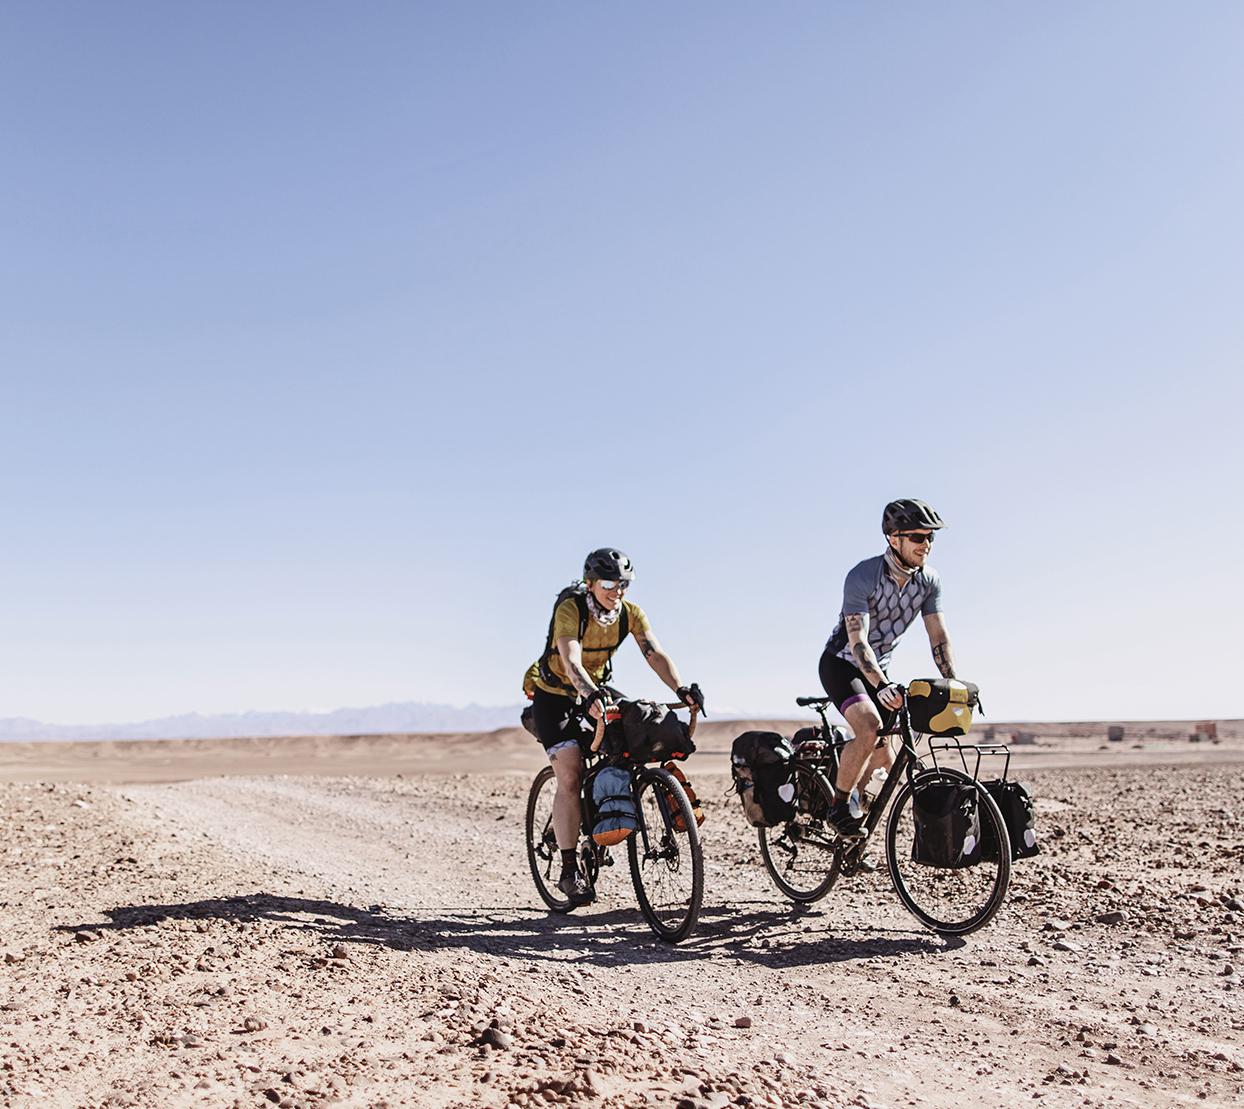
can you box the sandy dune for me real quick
[1,725,1242,1108]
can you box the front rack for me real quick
[925,738,1012,782]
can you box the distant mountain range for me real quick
[0,702,529,742]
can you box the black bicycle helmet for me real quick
[882,499,946,534]
[583,547,635,582]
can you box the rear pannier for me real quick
[907,679,980,737]
[980,779,1039,860]
[730,731,796,828]
[591,767,637,846]
[911,779,982,868]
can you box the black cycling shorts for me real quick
[529,688,595,753]
[818,648,896,727]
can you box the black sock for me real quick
[560,849,578,876]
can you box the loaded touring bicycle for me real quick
[734,678,1038,936]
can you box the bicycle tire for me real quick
[627,766,703,943]
[885,766,1011,936]
[758,763,844,903]
[525,765,573,913]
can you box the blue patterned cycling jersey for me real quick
[825,554,943,672]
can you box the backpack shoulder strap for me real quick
[539,585,586,693]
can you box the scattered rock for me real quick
[1096,910,1128,925]
[735,1016,753,1028]
[484,1027,513,1050]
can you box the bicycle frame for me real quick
[792,698,925,840]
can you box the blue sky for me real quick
[2,2,1241,724]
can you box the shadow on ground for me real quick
[62,892,963,968]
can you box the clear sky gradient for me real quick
[3,3,1241,724]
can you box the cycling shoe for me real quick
[826,799,865,839]
[557,872,596,905]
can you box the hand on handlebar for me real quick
[877,682,904,711]
[582,688,612,720]
[676,683,706,716]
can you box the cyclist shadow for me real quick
[690,899,967,967]
[68,892,963,969]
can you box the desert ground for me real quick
[2,720,1242,1109]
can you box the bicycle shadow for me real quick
[64,892,963,969]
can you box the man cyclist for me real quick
[819,499,961,835]
[524,548,702,904]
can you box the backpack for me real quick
[979,779,1040,860]
[730,731,796,828]
[591,767,637,846]
[535,584,630,695]
[604,700,695,763]
[911,779,982,868]
[661,762,705,832]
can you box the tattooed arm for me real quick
[634,630,685,696]
[844,613,887,688]
[923,613,957,679]
[555,636,603,714]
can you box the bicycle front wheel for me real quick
[885,767,1011,936]
[627,767,704,943]
[758,763,843,903]
[525,765,572,912]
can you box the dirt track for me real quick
[1,744,1243,1108]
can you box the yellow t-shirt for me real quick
[527,597,651,697]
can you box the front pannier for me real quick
[731,731,796,828]
[661,762,705,832]
[608,700,695,762]
[591,767,637,846]
[911,779,982,868]
[907,679,980,737]
[980,779,1039,860]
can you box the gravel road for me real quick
[2,759,1242,1108]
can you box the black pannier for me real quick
[980,779,1039,860]
[911,779,982,868]
[907,679,980,737]
[605,700,695,763]
[731,731,796,827]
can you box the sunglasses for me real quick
[898,531,935,545]
[596,579,631,592]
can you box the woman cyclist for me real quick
[523,548,702,904]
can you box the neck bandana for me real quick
[585,589,623,628]
[884,545,919,585]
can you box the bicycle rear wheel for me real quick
[628,766,703,943]
[758,763,843,903]
[885,767,1011,935]
[525,765,572,912]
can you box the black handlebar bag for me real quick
[911,779,982,868]
[605,700,695,762]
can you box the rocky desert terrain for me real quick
[1,723,1242,1108]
